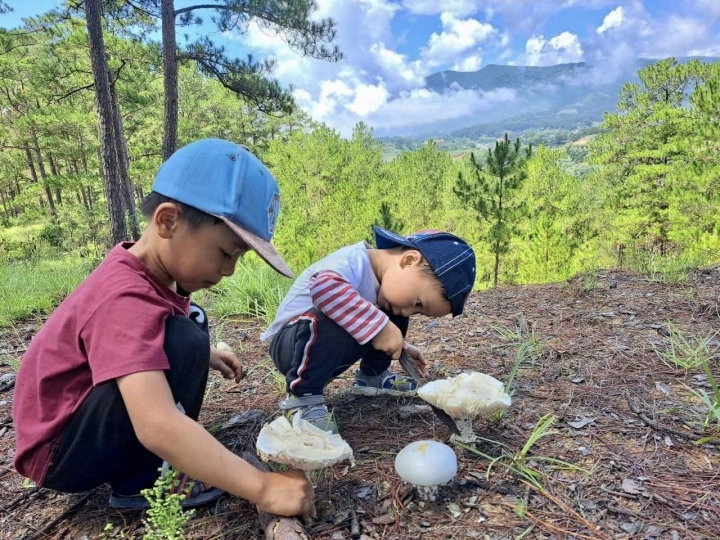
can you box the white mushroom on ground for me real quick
[215,341,233,352]
[418,371,512,443]
[394,440,458,501]
[256,414,354,472]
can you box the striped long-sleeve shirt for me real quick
[261,241,387,344]
[309,270,388,344]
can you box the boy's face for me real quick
[377,252,451,318]
[160,212,250,293]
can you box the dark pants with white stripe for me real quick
[42,306,209,496]
[269,307,408,396]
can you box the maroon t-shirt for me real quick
[12,243,190,484]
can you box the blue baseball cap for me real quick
[152,139,293,277]
[373,226,476,316]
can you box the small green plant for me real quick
[685,357,720,431]
[581,268,598,291]
[506,342,531,393]
[459,414,587,491]
[493,321,546,394]
[652,322,720,431]
[141,469,195,540]
[21,477,36,489]
[100,523,127,539]
[652,322,718,371]
[5,354,20,372]
[687,384,720,430]
[513,496,527,518]
[649,252,708,284]
[493,321,545,357]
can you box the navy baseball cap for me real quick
[152,139,293,277]
[373,226,476,316]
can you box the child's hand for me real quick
[209,346,244,383]
[372,321,404,359]
[404,343,428,378]
[258,469,316,524]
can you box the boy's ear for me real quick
[154,202,181,239]
[399,249,424,268]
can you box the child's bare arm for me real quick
[116,371,315,520]
[371,321,404,359]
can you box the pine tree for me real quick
[454,134,531,287]
[588,58,709,263]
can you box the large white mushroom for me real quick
[418,372,512,443]
[256,414,354,472]
[394,440,458,501]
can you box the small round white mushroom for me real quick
[418,372,512,443]
[394,440,458,501]
[215,341,233,352]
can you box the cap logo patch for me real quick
[267,192,280,235]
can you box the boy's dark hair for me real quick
[140,192,221,229]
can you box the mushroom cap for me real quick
[394,440,458,486]
[256,414,354,471]
[418,371,511,419]
[216,342,233,352]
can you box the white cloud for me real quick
[597,6,624,33]
[421,13,497,69]
[218,0,720,137]
[325,87,519,136]
[404,0,616,30]
[585,0,720,72]
[689,0,720,18]
[402,0,483,18]
[453,55,483,71]
[523,32,584,66]
[346,83,390,115]
[370,42,425,87]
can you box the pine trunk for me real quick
[161,0,178,161]
[110,80,140,240]
[85,0,127,245]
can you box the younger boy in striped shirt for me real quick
[261,227,476,433]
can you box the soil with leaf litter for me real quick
[1,268,719,540]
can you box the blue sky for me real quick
[3,0,720,136]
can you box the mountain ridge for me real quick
[383,57,719,142]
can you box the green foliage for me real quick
[652,323,720,430]
[623,250,711,284]
[37,222,65,248]
[194,256,292,324]
[373,202,404,235]
[100,523,127,539]
[455,133,532,286]
[141,469,195,540]
[459,414,588,492]
[588,58,720,267]
[264,123,388,269]
[510,146,587,284]
[0,257,89,327]
[652,322,718,371]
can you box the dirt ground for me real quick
[1,268,719,540]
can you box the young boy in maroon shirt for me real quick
[13,139,315,518]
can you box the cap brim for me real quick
[220,217,293,278]
[373,226,416,250]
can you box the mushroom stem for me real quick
[415,484,440,501]
[450,417,477,444]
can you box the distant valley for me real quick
[378,57,719,150]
